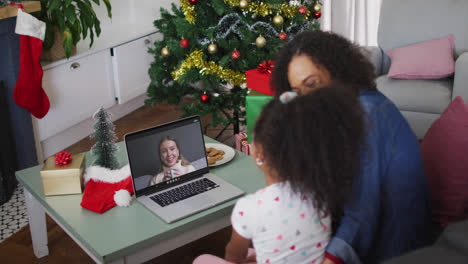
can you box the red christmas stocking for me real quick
[13,8,50,119]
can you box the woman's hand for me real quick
[162,170,172,182]
[162,167,184,182]
[171,167,184,177]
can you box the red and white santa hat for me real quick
[81,164,135,214]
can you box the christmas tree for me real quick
[90,107,119,169]
[146,0,322,132]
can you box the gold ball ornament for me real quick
[239,0,249,10]
[161,47,170,57]
[313,2,322,13]
[256,35,266,48]
[273,14,284,26]
[208,42,218,54]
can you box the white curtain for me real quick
[320,0,382,46]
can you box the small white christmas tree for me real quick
[90,107,119,169]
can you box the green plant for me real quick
[36,0,112,58]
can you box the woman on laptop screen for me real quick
[151,136,196,185]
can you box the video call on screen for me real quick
[127,120,208,192]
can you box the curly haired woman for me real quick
[271,30,431,264]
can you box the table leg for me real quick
[24,187,49,258]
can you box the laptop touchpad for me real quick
[186,195,214,207]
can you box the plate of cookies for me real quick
[205,143,236,167]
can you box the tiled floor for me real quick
[0,184,28,242]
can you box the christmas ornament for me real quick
[299,6,308,15]
[279,31,288,41]
[180,38,190,49]
[81,165,134,214]
[13,8,50,119]
[188,0,198,5]
[161,46,170,57]
[239,0,249,10]
[273,14,284,26]
[171,50,246,86]
[208,42,218,54]
[55,150,73,166]
[200,93,210,103]
[256,35,266,48]
[313,12,322,19]
[231,49,241,60]
[313,2,322,13]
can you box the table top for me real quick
[15,136,265,263]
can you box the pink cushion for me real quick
[387,34,455,79]
[421,96,468,227]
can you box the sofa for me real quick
[364,0,468,139]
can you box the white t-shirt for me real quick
[231,183,331,264]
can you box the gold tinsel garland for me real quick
[172,50,246,87]
[223,0,309,19]
[180,0,196,24]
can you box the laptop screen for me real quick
[125,116,208,197]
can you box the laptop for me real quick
[124,116,245,223]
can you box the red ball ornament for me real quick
[279,32,288,41]
[299,6,308,15]
[180,38,190,49]
[200,93,210,104]
[188,0,198,5]
[231,49,241,60]
[313,12,322,19]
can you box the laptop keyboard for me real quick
[150,178,220,207]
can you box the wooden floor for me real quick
[0,101,237,263]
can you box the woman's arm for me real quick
[225,228,251,263]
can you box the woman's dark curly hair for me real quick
[271,30,376,95]
[253,84,366,222]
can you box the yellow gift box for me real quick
[40,154,85,196]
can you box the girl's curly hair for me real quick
[271,30,376,95]
[253,84,366,222]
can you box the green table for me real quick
[16,137,265,263]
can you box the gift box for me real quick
[246,90,273,143]
[235,132,248,151]
[245,60,275,95]
[40,154,86,196]
[241,140,251,156]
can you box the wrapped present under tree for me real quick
[246,90,273,143]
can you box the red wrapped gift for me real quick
[241,140,251,155]
[246,60,275,95]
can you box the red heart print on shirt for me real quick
[274,197,279,201]
[290,245,296,250]
[300,213,305,219]
[239,211,244,216]
[277,235,283,240]
[274,249,279,253]
[317,242,322,248]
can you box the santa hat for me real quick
[80,164,135,214]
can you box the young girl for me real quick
[151,136,195,185]
[193,84,366,264]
